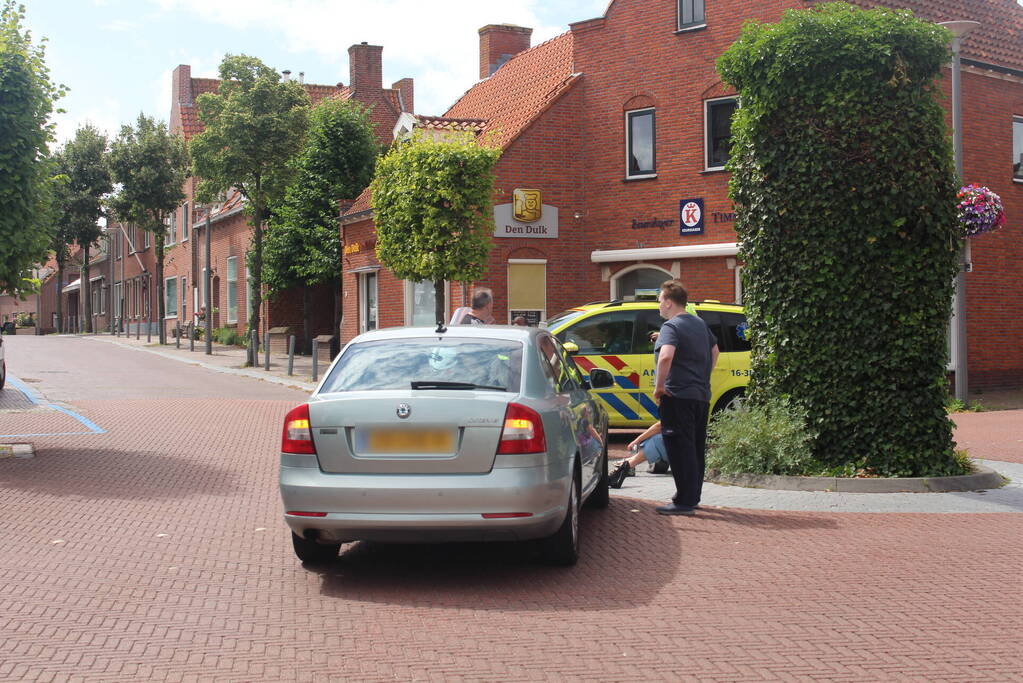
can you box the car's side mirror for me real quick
[588,368,614,390]
[562,341,579,355]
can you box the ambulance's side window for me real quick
[696,310,727,351]
[720,312,751,352]
[557,311,635,355]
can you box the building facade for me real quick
[340,0,1023,391]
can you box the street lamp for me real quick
[939,20,979,401]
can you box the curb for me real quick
[709,463,1006,493]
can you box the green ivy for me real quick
[718,3,961,477]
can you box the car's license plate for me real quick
[364,428,454,454]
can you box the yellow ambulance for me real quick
[546,294,751,427]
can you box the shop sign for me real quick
[494,188,559,239]
[630,217,676,230]
[343,238,377,255]
[679,198,704,235]
[712,211,736,223]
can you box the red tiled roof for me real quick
[838,0,1023,73]
[445,31,578,149]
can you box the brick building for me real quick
[340,0,1023,391]
[165,44,413,349]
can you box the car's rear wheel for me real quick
[713,388,744,415]
[584,437,610,509]
[540,465,580,566]
[291,532,340,564]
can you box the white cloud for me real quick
[53,98,124,146]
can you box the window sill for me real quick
[701,166,728,174]
[674,23,707,34]
[623,174,658,183]
[164,315,178,320]
[1013,177,1023,184]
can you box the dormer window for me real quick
[678,0,706,31]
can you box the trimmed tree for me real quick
[371,132,501,325]
[108,114,190,344]
[0,1,63,295]
[189,54,310,362]
[52,124,111,333]
[717,2,961,476]
[264,98,377,351]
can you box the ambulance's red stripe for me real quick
[602,356,626,371]
[573,357,597,372]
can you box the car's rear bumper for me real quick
[279,455,571,543]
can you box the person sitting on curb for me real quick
[608,421,669,488]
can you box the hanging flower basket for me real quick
[956,184,1006,237]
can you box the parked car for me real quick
[279,324,615,566]
[546,293,751,427]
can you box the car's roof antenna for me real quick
[435,321,447,334]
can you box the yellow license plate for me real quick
[365,429,454,454]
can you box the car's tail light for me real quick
[496,402,546,454]
[282,403,316,454]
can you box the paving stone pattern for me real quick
[2,336,1023,681]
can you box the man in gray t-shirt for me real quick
[652,280,719,515]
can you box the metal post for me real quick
[312,339,319,382]
[189,323,195,352]
[264,332,270,370]
[250,329,258,367]
[204,211,212,355]
[287,335,295,376]
[175,321,181,349]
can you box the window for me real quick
[626,108,656,178]
[360,271,378,332]
[1014,116,1022,181]
[556,311,636,355]
[165,277,178,317]
[144,229,150,249]
[613,266,671,300]
[706,97,738,170]
[719,312,751,352]
[406,280,445,326]
[166,213,176,245]
[181,276,187,322]
[91,279,104,315]
[507,260,546,324]
[696,310,726,350]
[226,257,238,323]
[678,0,705,30]
[181,203,189,241]
[538,335,576,393]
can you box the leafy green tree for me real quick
[52,124,112,333]
[0,1,63,295]
[371,132,501,325]
[108,114,190,344]
[718,3,960,476]
[190,55,310,360]
[264,98,377,350]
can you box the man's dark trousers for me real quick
[659,396,709,507]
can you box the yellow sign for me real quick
[513,188,542,223]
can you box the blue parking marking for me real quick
[2,375,105,437]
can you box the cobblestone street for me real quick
[2,335,1022,681]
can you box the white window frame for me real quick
[404,279,448,327]
[166,213,176,246]
[1013,115,1023,183]
[625,107,656,180]
[677,0,706,32]
[226,256,238,324]
[181,203,189,241]
[609,263,672,300]
[144,229,150,249]
[705,96,738,171]
[359,270,379,333]
[181,276,187,322]
[91,277,105,315]
[164,276,178,318]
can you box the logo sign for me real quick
[679,198,704,235]
[396,403,411,419]
[513,188,542,223]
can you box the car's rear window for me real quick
[320,338,524,393]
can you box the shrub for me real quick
[718,3,961,477]
[707,397,817,476]
[212,327,240,346]
[15,312,34,327]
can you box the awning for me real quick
[590,242,738,263]
[62,278,81,294]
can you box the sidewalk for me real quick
[86,331,320,392]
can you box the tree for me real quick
[52,124,111,333]
[108,114,190,344]
[0,1,63,295]
[264,98,377,350]
[717,3,960,476]
[371,132,501,325]
[189,54,310,362]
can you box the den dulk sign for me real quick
[494,189,559,239]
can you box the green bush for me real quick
[718,3,961,477]
[707,397,817,476]
[14,312,34,327]
[212,327,240,346]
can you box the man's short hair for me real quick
[660,280,688,306]
[471,288,493,310]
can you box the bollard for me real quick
[189,323,195,352]
[250,329,258,367]
[264,332,270,371]
[175,322,181,349]
[144,320,149,343]
[312,339,319,382]
[287,335,295,376]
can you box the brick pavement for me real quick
[2,335,1023,681]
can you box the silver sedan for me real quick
[279,324,614,565]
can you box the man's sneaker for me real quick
[608,461,631,489]
[647,460,669,475]
[655,503,697,516]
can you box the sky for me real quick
[23,0,610,145]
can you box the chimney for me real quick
[392,78,414,113]
[170,64,193,135]
[298,71,305,84]
[282,69,291,82]
[349,42,383,96]
[478,24,532,79]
